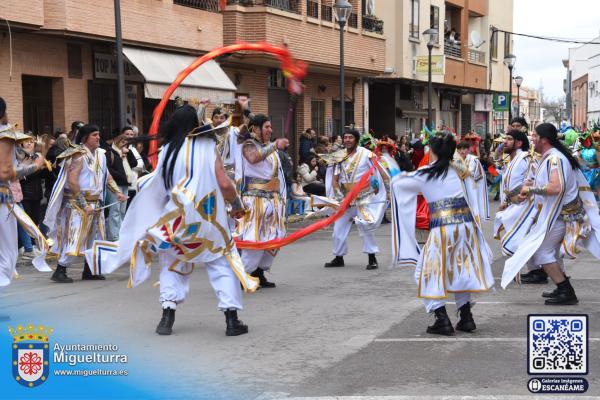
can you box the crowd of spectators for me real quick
[11,122,152,261]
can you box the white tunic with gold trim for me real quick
[322,146,387,230]
[44,146,107,262]
[493,149,537,256]
[237,139,286,246]
[456,153,490,222]
[391,163,494,299]
[217,126,243,184]
[85,137,259,291]
[0,125,50,285]
[501,148,600,288]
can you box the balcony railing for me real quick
[467,48,486,64]
[362,14,383,34]
[348,12,358,28]
[321,3,332,21]
[226,0,254,5]
[174,0,220,12]
[444,40,462,58]
[307,0,319,18]
[226,0,299,13]
[264,0,300,13]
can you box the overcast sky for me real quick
[513,0,600,101]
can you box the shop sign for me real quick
[415,55,445,75]
[94,53,144,82]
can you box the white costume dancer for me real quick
[44,125,125,283]
[324,129,386,270]
[207,106,243,184]
[86,107,257,335]
[0,123,50,286]
[456,142,489,222]
[237,114,288,288]
[494,131,548,284]
[391,133,494,335]
[494,148,536,256]
[502,124,600,305]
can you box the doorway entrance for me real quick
[22,75,54,135]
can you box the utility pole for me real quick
[114,0,126,130]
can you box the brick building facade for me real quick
[1,0,385,164]
[1,0,227,137]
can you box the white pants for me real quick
[532,220,566,266]
[332,206,379,256]
[242,250,274,274]
[526,249,565,271]
[159,252,243,311]
[58,254,80,267]
[0,204,17,287]
[424,292,471,313]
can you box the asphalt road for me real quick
[2,205,599,399]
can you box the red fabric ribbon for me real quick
[234,162,378,250]
[415,151,430,230]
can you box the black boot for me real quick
[520,269,548,284]
[542,287,558,298]
[224,309,248,336]
[155,308,176,335]
[324,256,345,268]
[456,302,476,332]
[545,278,578,305]
[82,262,106,280]
[426,306,455,336]
[51,265,73,283]
[366,254,378,270]
[251,268,275,288]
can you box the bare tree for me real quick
[542,95,566,124]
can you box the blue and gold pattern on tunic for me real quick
[428,197,474,229]
[560,197,586,222]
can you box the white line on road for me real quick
[374,337,600,342]
[282,397,600,400]
[447,301,600,304]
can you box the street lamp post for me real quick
[504,53,516,124]
[334,0,352,136]
[114,0,126,130]
[514,75,523,117]
[423,28,438,131]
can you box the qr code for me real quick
[528,315,588,375]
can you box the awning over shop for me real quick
[123,47,237,104]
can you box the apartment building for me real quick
[512,83,542,130]
[1,0,235,138]
[1,0,385,163]
[566,36,600,129]
[368,0,513,139]
[589,54,600,125]
[222,0,385,160]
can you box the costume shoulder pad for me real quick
[0,125,17,141]
[450,160,470,180]
[56,144,87,160]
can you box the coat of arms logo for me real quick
[9,324,52,388]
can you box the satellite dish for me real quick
[470,30,485,48]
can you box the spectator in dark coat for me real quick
[18,138,48,227]
[299,128,316,161]
[395,143,414,172]
[277,147,294,189]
